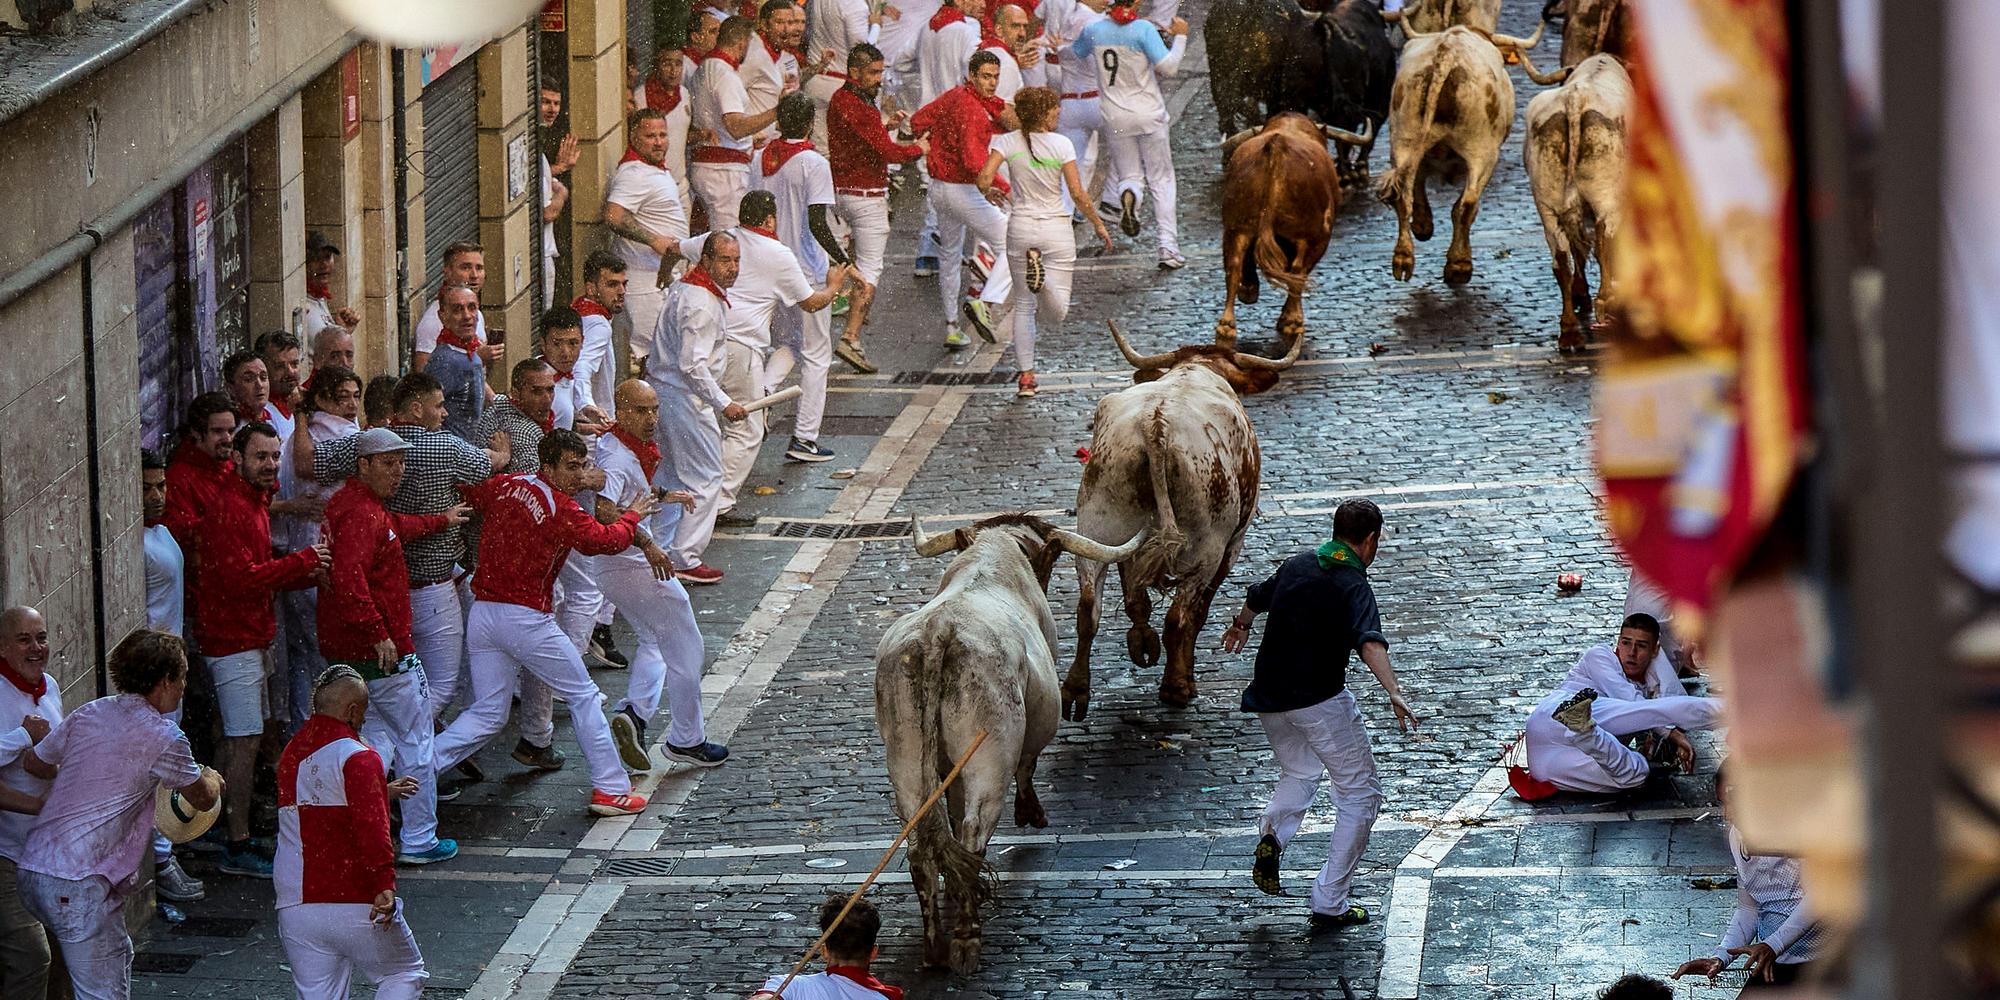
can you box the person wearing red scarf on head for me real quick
[751,896,902,1000]
[909,50,1015,346]
[690,17,777,232]
[579,380,725,770]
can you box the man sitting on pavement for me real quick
[748,895,900,1000]
[1520,614,1724,796]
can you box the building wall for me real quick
[567,0,631,299]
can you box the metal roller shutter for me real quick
[421,60,481,294]
[629,0,659,73]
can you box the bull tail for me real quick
[1563,93,1583,209]
[1376,58,1452,206]
[1124,409,1187,586]
[904,633,997,912]
[1251,156,1309,297]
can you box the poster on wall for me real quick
[420,45,466,87]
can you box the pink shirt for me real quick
[22,694,200,889]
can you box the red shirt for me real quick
[162,439,235,567]
[275,715,393,907]
[192,472,321,656]
[909,84,1008,188]
[317,480,451,661]
[460,473,642,613]
[828,85,926,191]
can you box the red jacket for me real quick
[162,439,235,568]
[828,84,926,191]
[191,472,320,656]
[317,480,451,661]
[910,84,1008,188]
[460,473,642,613]
[275,715,392,907]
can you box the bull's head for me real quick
[911,513,1148,590]
[1107,319,1302,396]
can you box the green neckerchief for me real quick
[1316,538,1366,574]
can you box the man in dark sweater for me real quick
[1220,498,1420,931]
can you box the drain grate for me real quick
[766,520,914,541]
[599,856,679,878]
[132,952,201,975]
[891,370,1020,386]
[173,916,258,938]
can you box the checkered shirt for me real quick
[313,424,492,585]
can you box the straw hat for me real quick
[153,765,221,845]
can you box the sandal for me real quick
[834,338,878,374]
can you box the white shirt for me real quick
[1041,0,1105,95]
[573,307,619,411]
[753,146,837,279]
[591,432,660,571]
[1720,827,1824,965]
[143,523,185,636]
[809,0,877,67]
[541,154,559,266]
[21,694,200,888]
[878,0,941,78]
[991,131,1077,221]
[0,676,62,861]
[414,298,489,356]
[741,36,801,143]
[606,157,690,273]
[986,45,1026,101]
[551,366,584,430]
[677,228,814,351]
[1072,17,1185,129]
[906,16,981,110]
[756,972,891,1000]
[693,56,756,159]
[649,278,734,411]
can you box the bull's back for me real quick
[1222,132,1338,238]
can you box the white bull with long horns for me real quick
[876,514,1145,974]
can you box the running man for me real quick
[1070,0,1188,268]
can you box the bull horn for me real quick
[1107,319,1177,370]
[910,515,965,557]
[1233,331,1307,371]
[1220,125,1261,160]
[1383,0,1421,21]
[1319,119,1374,147]
[1489,19,1545,50]
[1512,46,1571,86]
[1048,526,1148,564]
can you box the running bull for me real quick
[1062,321,1300,720]
[1216,112,1370,349]
[877,514,1144,973]
[1519,51,1630,351]
[1206,0,1397,182]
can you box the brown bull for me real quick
[1216,113,1371,351]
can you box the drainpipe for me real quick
[75,234,109,696]
[392,49,412,357]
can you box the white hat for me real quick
[355,427,412,457]
[153,766,222,845]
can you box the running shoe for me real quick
[397,839,460,866]
[664,741,731,767]
[676,563,725,585]
[834,338,877,374]
[219,845,273,879]
[588,790,650,817]
[1016,372,1038,398]
[1308,906,1370,931]
[787,437,836,462]
[610,708,653,772]
[963,301,998,343]
[1158,249,1187,271]
[454,758,486,782]
[1252,833,1283,896]
[715,510,759,529]
[589,624,629,669]
[943,326,971,349]
[830,292,850,316]
[435,780,465,802]
[511,738,568,771]
[914,256,940,278]
[1551,687,1599,736]
[1119,189,1140,237]
[1024,247,1045,292]
[155,856,206,902]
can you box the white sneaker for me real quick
[1158,249,1187,271]
[156,855,206,902]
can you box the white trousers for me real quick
[596,559,707,747]
[1525,690,1723,793]
[717,340,767,512]
[1257,691,1383,916]
[930,181,1011,323]
[765,303,831,442]
[277,901,427,1000]
[410,580,466,722]
[624,285,666,366]
[650,377,725,569]
[804,73,842,154]
[1058,95,1110,212]
[360,666,440,854]
[835,192,892,286]
[17,872,127,1000]
[435,601,631,796]
[1004,215,1078,372]
[690,163,749,232]
[1104,119,1179,253]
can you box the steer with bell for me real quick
[877,514,1144,973]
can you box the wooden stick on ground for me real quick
[768,729,991,998]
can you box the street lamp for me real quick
[321,0,546,46]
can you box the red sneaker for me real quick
[675,563,724,585]
[589,789,650,816]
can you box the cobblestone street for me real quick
[131,3,1753,997]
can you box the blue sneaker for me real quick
[397,839,459,866]
[914,256,940,278]
[219,845,273,878]
[664,741,730,768]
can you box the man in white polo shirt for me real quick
[411,242,503,373]
[632,44,695,205]
[605,108,692,375]
[691,17,779,232]
[755,93,848,464]
[742,0,806,147]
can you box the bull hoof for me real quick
[923,940,952,969]
[949,937,983,976]
[1391,250,1416,283]
[1412,213,1434,242]
[1558,331,1587,354]
[1215,317,1237,344]
[1443,258,1474,286]
[1159,680,1196,708]
[1061,684,1091,722]
[1238,282,1259,305]
[1014,793,1049,829]
[1127,626,1162,667]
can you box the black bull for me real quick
[1205,0,1396,181]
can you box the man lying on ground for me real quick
[1521,613,1723,795]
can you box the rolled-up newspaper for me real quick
[740,385,804,414]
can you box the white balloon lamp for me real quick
[322,0,547,47]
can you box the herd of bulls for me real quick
[869,0,1636,971]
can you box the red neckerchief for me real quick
[620,146,669,170]
[758,32,782,64]
[738,0,759,18]
[746,224,780,241]
[270,398,294,420]
[981,35,1018,64]
[959,83,1007,122]
[0,656,46,701]
[237,401,266,424]
[307,280,332,301]
[704,49,742,71]
[436,328,483,360]
[611,426,662,482]
[517,399,555,434]
[929,4,968,31]
[686,45,711,63]
[825,967,902,1000]
[760,138,814,176]
[1108,3,1139,23]
[681,265,731,308]
[645,74,682,114]
[572,296,612,322]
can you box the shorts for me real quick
[206,649,269,737]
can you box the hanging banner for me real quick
[1597,0,1811,612]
